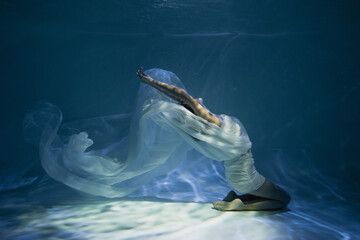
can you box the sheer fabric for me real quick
[24,68,264,198]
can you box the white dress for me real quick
[24,68,264,198]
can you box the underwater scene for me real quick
[0,0,359,239]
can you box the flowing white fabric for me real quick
[24,68,264,198]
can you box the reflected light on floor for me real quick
[11,200,287,240]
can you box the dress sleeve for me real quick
[145,101,252,161]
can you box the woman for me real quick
[135,67,291,211]
[25,67,290,211]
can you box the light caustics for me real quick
[7,200,286,240]
[5,197,352,240]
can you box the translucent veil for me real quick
[24,69,262,200]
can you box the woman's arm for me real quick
[136,67,222,127]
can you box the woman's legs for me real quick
[213,179,291,211]
[248,179,291,206]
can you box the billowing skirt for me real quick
[24,69,264,198]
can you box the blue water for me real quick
[1,0,359,239]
